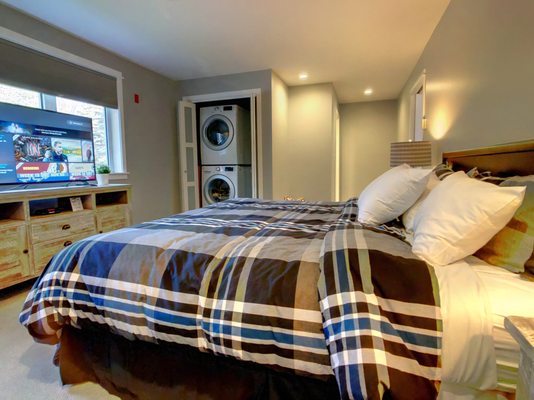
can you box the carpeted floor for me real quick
[0,282,118,400]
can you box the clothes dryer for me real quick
[201,165,251,206]
[199,105,251,165]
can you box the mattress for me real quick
[470,256,534,392]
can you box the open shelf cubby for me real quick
[28,194,93,218]
[95,190,128,207]
[0,201,25,223]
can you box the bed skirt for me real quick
[57,325,341,400]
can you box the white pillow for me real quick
[402,172,441,233]
[357,164,431,225]
[412,171,526,266]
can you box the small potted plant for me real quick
[96,164,111,186]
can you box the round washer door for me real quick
[202,114,234,151]
[204,174,235,204]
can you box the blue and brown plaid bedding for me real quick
[20,198,442,399]
[319,199,442,399]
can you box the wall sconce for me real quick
[421,116,428,131]
[390,141,433,168]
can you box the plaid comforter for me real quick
[319,199,442,399]
[20,198,442,399]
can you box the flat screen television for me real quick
[0,101,96,186]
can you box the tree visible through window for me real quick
[56,97,109,167]
[0,83,41,109]
[0,82,111,167]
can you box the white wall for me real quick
[271,73,289,200]
[332,91,340,201]
[340,100,398,200]
[398,0,534,152]
[179,74,342,203]
[272,83,337,201]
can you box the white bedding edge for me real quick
[436,255,534,398]
[471,257,534,392]
[439,383,511,400]
[434,260,497,390]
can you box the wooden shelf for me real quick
[0,184,131,290]
[0,219,26,228]
[29,209,94,221]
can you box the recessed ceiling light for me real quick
[364,88,373,95]
[299,72,308,80]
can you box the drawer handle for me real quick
[22,249,29,254]
[63,240,73,247]
[62,224,71,230]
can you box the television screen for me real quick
[0,102,96,185]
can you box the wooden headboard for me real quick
[443,140,534,177]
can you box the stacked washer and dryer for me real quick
[200,105,252,205]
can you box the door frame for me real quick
[408,70,426,142]
[182,88,263,198]
[178,101,200,211]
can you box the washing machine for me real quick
[202,165,252,205]
[199,105,251,165]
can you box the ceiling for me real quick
[1,0,450,103]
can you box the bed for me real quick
[19,141,534,399]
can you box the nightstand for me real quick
[504,316,534,400]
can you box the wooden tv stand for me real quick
[0,184,131,290]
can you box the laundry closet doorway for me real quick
[178,89,262,211]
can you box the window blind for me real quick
[0,38,118,108]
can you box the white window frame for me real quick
[0,26,128,180]
[40,93,56,111]
[409,70,426,142]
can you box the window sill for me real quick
[109,172,129,181]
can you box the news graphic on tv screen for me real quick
[0,102,96,185]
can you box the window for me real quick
[0,82,115,167]
[0,83,41,109]
[55,97,108,167]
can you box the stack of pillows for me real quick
[357,163,533,277]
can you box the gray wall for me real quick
[398,0,534,152]
[340,100,398,200]
[177,70,273,198]
[0,4,179,223]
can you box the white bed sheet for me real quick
[470,256,534,392]
[435,255,534,398]
[434,259,497,390]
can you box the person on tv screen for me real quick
[52,141,68,162]
[42,150,53,162]
[14,145,28,162]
